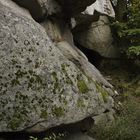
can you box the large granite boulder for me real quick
[56,0,96,16]
[12,0,61,21]
[12,0,97,21]
[71,0,115,32]
[0,0,115,132]
[74,16,119,58]
[83,0,115,18]
[41,19,75,46]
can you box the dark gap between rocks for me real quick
[0,117,94,140]
[74,41,103,68]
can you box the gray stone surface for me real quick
[41,19,74,46]
[12,0,97,21]
[74,16,120,58]
[83,0,115,17]
[12,0,61,21]
[0,0,115,133]
[93,109,115,125]
[72,0,115,32]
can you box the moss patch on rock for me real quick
[52,106,64,117]
[77,80,89,94]
[77,98,85,108]
[40,110,48,119]
[94,82,109,102]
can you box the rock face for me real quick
[83,0,115,18]
[74,16,119,58]
[56,0,96,16]
[41,19,74,46]
[12,0,97,21]
[72,0,115,32]
[0,0,115,132]
[12,0,61,21]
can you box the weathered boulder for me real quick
[41,18,88,60]
[71,0,115,32]
[93,109,115,125]
[12,0,61,21]
[41,19,74,46]
[41,17,116,87]
[12,0,97,21]
[83,0,115,18]
[72,11,100,32]
[56,0,96,16]
[74,16,119,58]
[0,0,115,132]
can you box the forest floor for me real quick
[90,62,140,140]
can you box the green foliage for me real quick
[127,0,140,28]
[91,99,140,140]
[127,45,140,58]
[77,80,89,94]
[112,0,140,59]
[30,133,66,140]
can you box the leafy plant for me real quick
[112,0,140,59]
[29,132,66,140]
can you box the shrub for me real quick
[90,98,140,140]
[112,0,140,60]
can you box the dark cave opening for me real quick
[74,41,103,68]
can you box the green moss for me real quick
[40,110,48,119]
[94,82,109,102]
[52,106,64,117]
[61,64,73,85]
[11,78,20,86]
[8,116,23,130]
[77,98,85,108]
[101,91,109,103]
[51,72,60,93]
[61,64,66,73]
[77,80,89,94]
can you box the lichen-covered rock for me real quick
[93,109,115,125]
[0,0,115,132]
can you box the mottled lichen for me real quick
[77,80,89,94]
[40,110,48,119]
[94,82,109,102]
[7,113,24,130]
[101,91,109,102]
[51,72,60,93]
[61,64,73,85]
[52,106,64,117]
[77,98,85,108]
